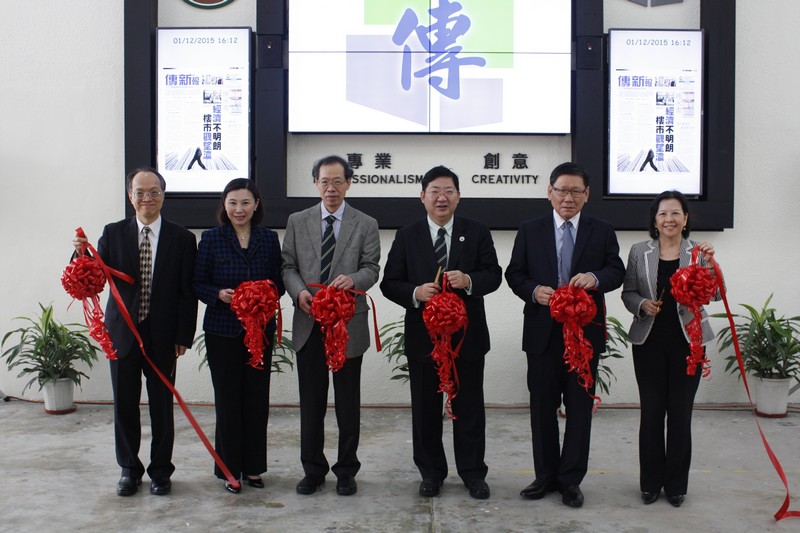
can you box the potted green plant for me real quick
[1,303,100,414]
[713,294,800,417]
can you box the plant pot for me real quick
[42,378,76,414]
[754,376,790,418]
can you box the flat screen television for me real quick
[288,0,571,134]
[607,28,704,196]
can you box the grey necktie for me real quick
[320,215,336,283]
[434,227,448,269]
[559,220,574,286]
[138,226,152,322]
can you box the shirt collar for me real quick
[320,201,346,221]
[552,210,580,230]
[427,216,454,235]
[136,215,161,238]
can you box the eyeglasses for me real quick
[551,186,587,198]
[317,179,347,189]
[425,188,458,198]
[132,190,163,200]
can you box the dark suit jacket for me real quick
[380,216,502,362]
[97,216,198,359]
[505,213,624,355]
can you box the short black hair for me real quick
[126,167,166,192]
[217,178,264,226]
[549,162,589,188]
[421,165,460,191]
[312,155,354,181]
[648,190,691,239]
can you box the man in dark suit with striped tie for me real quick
[282,155,381,497]
[72,167,197,497]
[381,165,502,500]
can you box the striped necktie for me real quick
[434,227,448,269]
[138,226,152,322]
[320,215,336,283]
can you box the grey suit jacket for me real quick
[621,238,719,346]
[281,202,381,356]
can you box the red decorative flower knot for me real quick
[231,280,281,369]
[550,285,599,402]
[310,285,356,372]
[670,258,717,377]
[422,274,468,419]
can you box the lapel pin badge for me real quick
[459,236,465,242]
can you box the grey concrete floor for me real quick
[0,400,798,533]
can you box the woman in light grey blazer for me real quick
[621,190,719,508]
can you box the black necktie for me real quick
[138,226,152,322]
[320,215,336,283]
[434,227,448,269]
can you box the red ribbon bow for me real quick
[550,284,600,406]
[422,273,468,420]
[309,285,356,372]
[61,229,135,360]
[670,247,717,377]
[230,279,282,369]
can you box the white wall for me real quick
[2,0,798,407]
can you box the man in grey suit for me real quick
[282,155,381,497]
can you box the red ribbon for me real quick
[688,246,798,521]
[670,247,717,377]
[550,285,600,407]
[63,228,242,490]
[422,273,468,420]
[61,249,134,361]
[307,283,382,373]
[230,279,282,369]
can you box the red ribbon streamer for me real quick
[550,285,600,408]
[692,246,798,521]
[670,247,717,377]
[63,228,242,490]
[308,283,383,373]
[422,273,468,420]
[230,279,282,369]
[61,252,133,361]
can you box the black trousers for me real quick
[109,318,175,480]
[205,331,273,480]
[526,325,599,488]
[407,353,487,483]
[633,336,701,496]
[296,324,363,479]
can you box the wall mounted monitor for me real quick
[156,27,251,193]
[608,29,704,196]
[288,0,571,134]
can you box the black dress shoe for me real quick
[465,479,490,500]
[116,476,142,497]
[520,479,557,500]
[642,491,659,504]
[296,475,325,495]
[419,479,442,497]
[336,475,357,496]
[150,478,172,496]
[225,482,241,494]
[247,477,264,489]
[667,494,685,507]
[560,484,584,508]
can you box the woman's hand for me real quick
[218,288,234,304]
[641,299,662,317]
